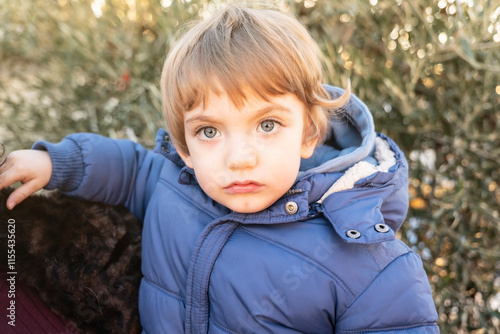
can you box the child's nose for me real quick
[226,139,258,170]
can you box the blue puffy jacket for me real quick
[34,86,439,333]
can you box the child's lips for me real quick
[223,181,264,194]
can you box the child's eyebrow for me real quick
[184,104,292,125]
[252,104,292,118]
[184,114,219,125]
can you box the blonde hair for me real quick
[161,3,350,155]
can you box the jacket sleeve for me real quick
[32,133,165,220]
[335,251,440,333]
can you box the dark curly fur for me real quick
[0,187,143,333]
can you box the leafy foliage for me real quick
[1,0,499,332]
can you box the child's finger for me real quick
[6,181,42,210]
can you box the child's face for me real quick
[177,92,317,213]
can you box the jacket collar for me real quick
[319,133,409,244]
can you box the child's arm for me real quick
[1,133,164,219]
[0,149,53,210]
[35,133,165,219]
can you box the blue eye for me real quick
[202,127,218,139]
[259,120,275,132]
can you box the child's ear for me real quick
[301,136,318,159]
[176,147,194,169]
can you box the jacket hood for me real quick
[299,85,376,175]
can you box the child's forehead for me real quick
[188,84,278,113]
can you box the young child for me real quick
[0,3,439,333]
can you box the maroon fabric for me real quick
[0,270,80,334]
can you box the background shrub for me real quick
[1,0,499,332]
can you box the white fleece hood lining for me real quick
[317,137,396,204]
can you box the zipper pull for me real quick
[308,202,322,216]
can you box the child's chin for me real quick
[225,200,272,214]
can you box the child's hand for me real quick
[0,150,52,210]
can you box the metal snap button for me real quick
[285,201,298,215]
[346,229,361,239]
[374,223,390,233]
